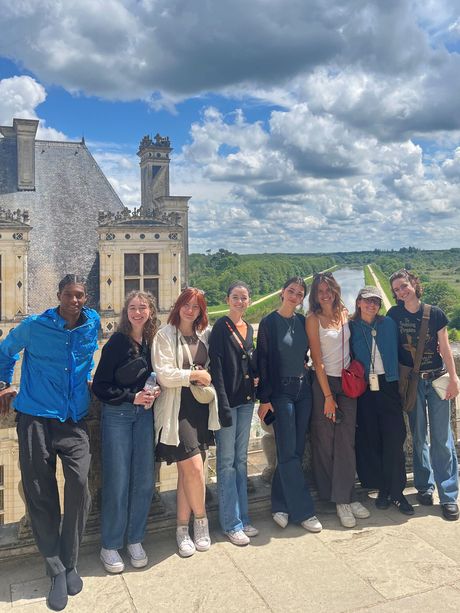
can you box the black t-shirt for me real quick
[387,303,448,371]
[275,313,308,377]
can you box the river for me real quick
[303,267,365,313]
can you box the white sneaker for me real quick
[272,512,289,528]
[127,542,148,568]
[176,526,196,558]
[301,516,323,533]
[350,501,371,519]
[336,504,357,528]
[193,517,211,552]
[243,524,259,537]
[225,530,250,546]
[100,548,124,573]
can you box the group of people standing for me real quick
[0,268,459,611]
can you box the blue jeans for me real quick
[101,403,155,549]
[271,378,315,523]
[408,379,458,504]
[215,403,254,533]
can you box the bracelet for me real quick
[325,394,333,398]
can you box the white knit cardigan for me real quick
[151,324,220,446]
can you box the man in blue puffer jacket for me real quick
[0,274,100,611]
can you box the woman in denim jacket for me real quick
[349,286,412,515]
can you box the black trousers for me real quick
[355,377,407,498]
[16,413,91,576]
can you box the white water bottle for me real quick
[144,371,157,393]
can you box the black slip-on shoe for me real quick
[442,503,459,521]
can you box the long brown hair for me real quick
[168,287,208,332]
[118,291,159,350]
[308,273,344,320]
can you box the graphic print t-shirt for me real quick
[387,303,448,371]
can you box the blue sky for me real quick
[1,0,460,254]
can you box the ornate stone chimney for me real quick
[137,133,172,211]
[14,118,39,191]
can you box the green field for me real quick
[192,248,460,333]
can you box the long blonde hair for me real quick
[118,291,159,350]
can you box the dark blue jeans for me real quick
[101,403,155,549]
[271,377,315,523]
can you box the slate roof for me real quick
[0,137,124,311]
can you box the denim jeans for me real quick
[408,379,458,504]
[271,377,315,523]
[101,403,155,549]
[215,403,254,533]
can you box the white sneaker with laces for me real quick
[336,503,357,528]
[127,542,148,568]
[100,548,125,573]
[176,526,196,558]
[243,524,259,537]
[193,517,211,551]
[350,501,371,519]
[225,529,250,546]
[301,516,323,533]
[272,512,289,528]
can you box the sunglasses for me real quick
[360,297,381,306]
[313,272,333,279]
[389,268,409,281]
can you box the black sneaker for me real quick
[441,503,459,521]
[392,496,415,516]
[375,492,391,509]
[416,491,434,506]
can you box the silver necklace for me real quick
[279,313,296,335]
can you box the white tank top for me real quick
[319,320,351,377]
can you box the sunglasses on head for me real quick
[314,272,333,279]
[389,268,409,281]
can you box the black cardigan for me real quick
[256,311,308,404]
[92,332,152,405]
[209,316,256,427]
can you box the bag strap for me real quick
[412,304,431,374]
[224,317,251,358]
[341,323,344,369]
[179,333,195,369]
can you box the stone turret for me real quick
[137,133,172,211]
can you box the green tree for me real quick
[423,281,460,315]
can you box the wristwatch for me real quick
[0,381,10,391]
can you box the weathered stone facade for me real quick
[0,118,190,529]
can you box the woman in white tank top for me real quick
[306,272,371,528]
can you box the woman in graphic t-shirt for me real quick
[388,269,460,521]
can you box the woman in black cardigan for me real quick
[209,282,258,546]
[257,277,321,532]
[92,291,160,574]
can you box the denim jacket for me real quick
[0,307,100,422]
[349,316,399,382]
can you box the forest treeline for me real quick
[190,247,460,333]
[189,250,335,305]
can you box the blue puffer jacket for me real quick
[349,316,399,382]
[0,307,100,422]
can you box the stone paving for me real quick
[1,487,460,613]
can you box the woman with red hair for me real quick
[152,288,220,556]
